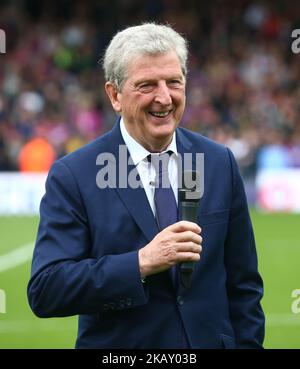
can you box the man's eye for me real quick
[138,83,154,92]
[169,80,181,85]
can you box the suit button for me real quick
[177,295,184,306]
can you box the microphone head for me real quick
[179,170,201,202]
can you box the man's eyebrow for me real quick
[134,78,157,85]
[134,75,184,85]
[168,75,184,80]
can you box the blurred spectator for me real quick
[257,128,292,169]
[18,137,56,172]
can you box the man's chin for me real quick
[146,131,175,151]
[150,119,178,133]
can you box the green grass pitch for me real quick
[0,211,299,348]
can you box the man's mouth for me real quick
[149,110,172,118]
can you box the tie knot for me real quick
[147,150,173,172]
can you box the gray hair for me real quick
[102,23,188,91]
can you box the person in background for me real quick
[18,137,56,172]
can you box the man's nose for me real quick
[154,82,172,106]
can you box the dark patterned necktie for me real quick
[150,152,178,230]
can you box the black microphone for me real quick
[178,170,201,288]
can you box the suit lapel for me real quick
[108,121,159,242]
[116,179,159,243]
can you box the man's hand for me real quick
[138,221,202,278]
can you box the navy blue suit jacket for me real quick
[28,121,265,348]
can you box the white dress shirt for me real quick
[120,118,179,217]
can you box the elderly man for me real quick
[28,23,265,349]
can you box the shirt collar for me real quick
[120,117,178,166]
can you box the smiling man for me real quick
[28,23,265,349]
[105,50,186,152]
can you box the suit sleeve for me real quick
[225,148,265,348]
[27,160,149,317]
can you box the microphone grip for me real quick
[181,201,198,223]
[180,201,198,273]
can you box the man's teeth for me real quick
[150,111,170,117]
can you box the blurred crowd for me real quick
[1,0,300,179]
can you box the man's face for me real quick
[105,51,186,152]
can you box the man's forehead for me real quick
[126,52,184,79]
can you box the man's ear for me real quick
[105,82,122,112]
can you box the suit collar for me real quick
[108,118,195,155]
[119,117,179,166]
[176,127,193,154]
[107,119,159,242]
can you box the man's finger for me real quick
[175,242,202,253]
[174,231,202,244]
[166,220,201,234]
